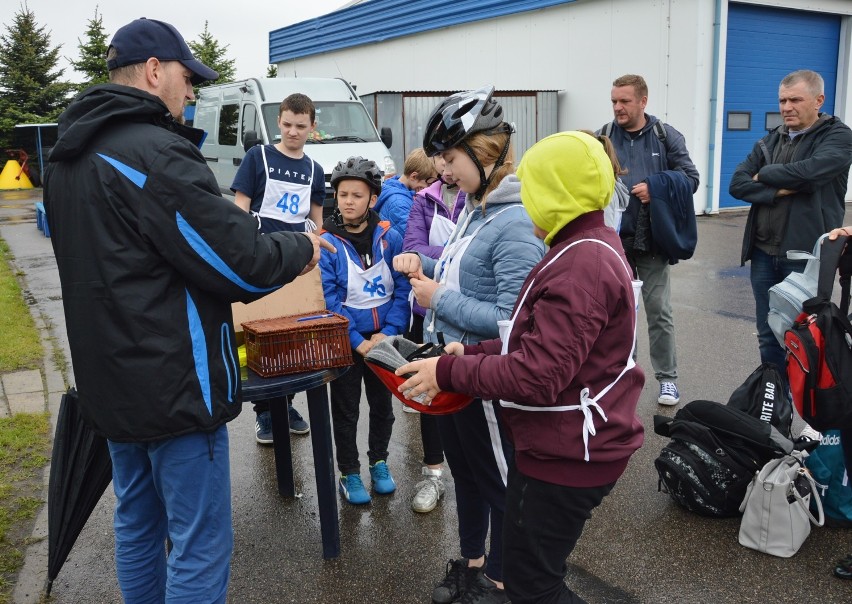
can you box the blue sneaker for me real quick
[255,411,273,445]
[338,473,371,505]
[369,460,396,494]
[657,381,680,406]
[288,402,310,435]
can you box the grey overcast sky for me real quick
[22,0,353,80]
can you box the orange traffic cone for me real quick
[0,160,34,189]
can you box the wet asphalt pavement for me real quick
[1,189,851,603]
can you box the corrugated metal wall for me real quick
[368,91,558,170]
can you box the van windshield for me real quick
[262,101,380,144]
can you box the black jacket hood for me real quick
[50,84,204,161]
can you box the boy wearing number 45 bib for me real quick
[319,157,412,505]
[231,93,325,443]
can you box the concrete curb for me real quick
[11,258,68,604]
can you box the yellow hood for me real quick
[517,131,615,245]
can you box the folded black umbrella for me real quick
[47,388,113,595]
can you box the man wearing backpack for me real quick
[730,70,852,378]
[603,74,700,407]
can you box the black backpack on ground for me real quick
[727,362,793,439]
[653,400,794,517]
[784,235,852,432]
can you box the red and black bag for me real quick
[784,235,852,432]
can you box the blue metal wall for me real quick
[720,3,840,208]
[269,0,575,63]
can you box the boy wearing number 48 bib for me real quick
[319,157,411,505]
[231,93,325,443]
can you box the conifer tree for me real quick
[187,21,235,93]
[70,7,109,91]
[0,2,74,148]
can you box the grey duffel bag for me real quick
[767,233,829,348]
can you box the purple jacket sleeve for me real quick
[403,193,445,259]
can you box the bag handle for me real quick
[815,235,850,302]
[836,235,852,317]
[793,468,825,527]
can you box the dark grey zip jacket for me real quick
[729,113,852,265]
[44,84,315,442]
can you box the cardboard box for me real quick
[231,266,325,332]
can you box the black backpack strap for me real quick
[837,235,852,316]
[600,121,613,139]
[653,120,667,142]
[653,414,674,438]
[757,139,772,166]
[815,236,850,302]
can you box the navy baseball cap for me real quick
[107,18,218,85]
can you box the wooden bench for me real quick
[34,202,49,237]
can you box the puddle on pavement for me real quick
[717,265,748,279]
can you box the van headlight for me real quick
[382,156,396,179]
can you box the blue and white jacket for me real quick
[44,84,315,442]
[374,175,415,239]
[420,175,544,345]
[319,213,412,349]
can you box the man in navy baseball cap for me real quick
[107,18,218,85]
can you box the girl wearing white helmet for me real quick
[394,86,544,604]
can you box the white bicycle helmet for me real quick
[422,85,508,156]
[422,86,514,200]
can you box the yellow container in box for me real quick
[241,311,352,377]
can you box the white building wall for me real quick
[277,0,852,212]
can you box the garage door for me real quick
[720,3,840,208]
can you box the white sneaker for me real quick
[402,403,420,414]
[798,425,822,443]
[657,381,680,406]
[411,467,445,513]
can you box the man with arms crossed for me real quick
[730,69,852,440]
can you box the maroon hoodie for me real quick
[437,211,645,487]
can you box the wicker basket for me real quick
[242,311,352,377]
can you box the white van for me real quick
[194,77,396,212]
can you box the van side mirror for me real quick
[243,130,262,152]
[380,127,392,149]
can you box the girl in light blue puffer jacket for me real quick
[393,86,544,604]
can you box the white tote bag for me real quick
[738,452,824,558]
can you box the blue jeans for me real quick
[749,248,807,371]
[108,425,232,604]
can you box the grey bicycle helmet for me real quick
[330,156,383,195]
[422,86,509,156]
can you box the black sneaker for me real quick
[460,572,509,604]
[432,558,480,604]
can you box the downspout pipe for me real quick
[706,0,723,213]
